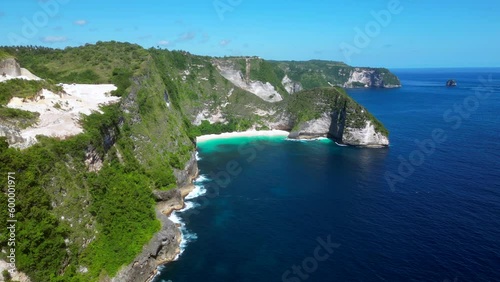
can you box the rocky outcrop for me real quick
[284,87,389,147]
[342,121,389,147]
[0,125,24,145]
[110,208,181,282]
[173,151,198,188]
[84,146,104,172]
[0,260,31,282]
[282,75,303,94]
[446,79,457,87]
[344,68,400,88]
[288,111,389,147]
[0,58,21,77]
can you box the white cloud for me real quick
[158,40,170,46]
[220,39,231,46]
[74,20,88,26]
[41,36,68,43]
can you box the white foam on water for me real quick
[335,142,348,147]
[194,174,210,183]
[168,206,198,260]
[168,180,209,261]
[286,137,330,142]
[285,138,307,143]
[185,184,207,200]
[195,151,201,161]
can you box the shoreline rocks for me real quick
[111,153,199,282]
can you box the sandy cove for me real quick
[196,129,290,143]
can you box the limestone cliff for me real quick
[344,68,401,88]
[0,57,41,80]
[282,74,303,94]
[282,87,389,147]
[0,57,22,77]
[213,59,283,102]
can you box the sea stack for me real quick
[446,79,457,87]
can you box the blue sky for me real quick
[0,0,499,68]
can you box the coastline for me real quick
[143,130,292,282]
[111,153,199,282]
[118,130,364,282]
[121,130,363,282]
[195,129,290,143]
[145,184,198,282]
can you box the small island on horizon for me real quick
[446,79,457,87]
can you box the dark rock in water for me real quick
[446,79,457,87]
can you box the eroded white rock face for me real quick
[345,69,374,87]
[290,113,389,147]
[282,75,303,94]
[297,113,332,136]
[215,64,283,102]
[193,108,227,125]
[0,58,21,77]
[0,260,31,282]
[0,57,41,82]
[6,84,119,149]
[344,121,389,147]
[344,68,390,88]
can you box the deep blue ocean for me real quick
[154,68,500,282]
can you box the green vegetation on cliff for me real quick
[1,42,148,84]
[0,50,13,60]
[0,42,194,281]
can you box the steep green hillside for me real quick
[149,50,272,128]
[0,42,194,281]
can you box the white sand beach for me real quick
[196,130,290,143]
